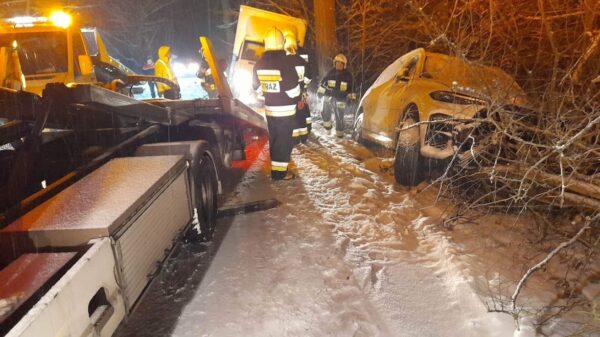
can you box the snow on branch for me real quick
[510,214,597,312]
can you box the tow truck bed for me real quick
[65,84,266,130]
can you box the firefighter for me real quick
[284,31,313,145]
[154,45,179,99]
[253,27,301,180]
[197,60,218,98]
[317,54,356,137]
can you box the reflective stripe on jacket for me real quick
[320,68,354,100]
[252,50,300,112]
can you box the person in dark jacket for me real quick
[253,27,301,180]
[141,57,156,98]
[318,54,356,137]
[197,60,218,98]
[284,31,313,145]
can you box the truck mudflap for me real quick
[5,238,127,337]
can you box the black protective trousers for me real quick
[267,115,296,180]
[321,96,347,132]
[293,102,311,144]
[299,102,312,141]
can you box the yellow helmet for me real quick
[283,31,298,54]
[264,27,285,51]
[333,54,347,69]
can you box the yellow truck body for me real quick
[0,11,133,96]
[231,6,307,104]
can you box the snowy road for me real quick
[115,124,519,337]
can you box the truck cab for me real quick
[0,11,133,96]
[230,6,307,105]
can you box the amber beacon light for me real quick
[49,10,72,28]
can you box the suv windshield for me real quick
[422,53,524,99]
[0,31,68,75]
[241,41,264,62]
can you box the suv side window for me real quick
[400,57,419,77]
[396,56,419,82]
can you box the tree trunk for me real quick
[583,0,599,32]
[313,0,337,77]
[220,0,234,45]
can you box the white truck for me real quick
[230,5,307,105]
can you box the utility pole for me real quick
[313,0,337,77]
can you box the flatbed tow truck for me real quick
[0,25,267,337]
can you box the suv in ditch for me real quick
[353,48,528,186]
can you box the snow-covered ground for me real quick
[111,74,600,335]
[116,111,596,336]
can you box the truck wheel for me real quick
[394,111,423,186]
[352,113,364,143]
[194,155,218,240]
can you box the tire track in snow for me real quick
[293,134,423,287]
[287,126,515,336]
[213,151,391,337]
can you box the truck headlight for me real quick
[187,62,200,75]
[232,70,258,105]
[172,62,187,77]
[235,70,253,88]
[239,90,258,105]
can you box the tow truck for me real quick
[0,10,135,96]
[0,29,267,337]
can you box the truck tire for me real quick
[134,141,220,241]
[194,155,218,241]
[352,113,364,143]
[394,110,423,186]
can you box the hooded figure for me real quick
[155,45,178,99]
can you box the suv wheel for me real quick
[394,110,423,186]
[352,113,364,143]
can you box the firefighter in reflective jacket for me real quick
[155,45,179,99]
[253,28,301,180]
[318,54,356,137]
[197,61,217,98]
[284,31,313,144]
